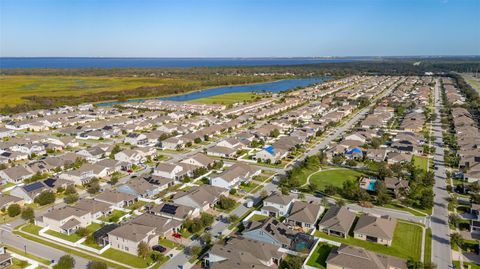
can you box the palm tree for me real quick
[450,232,464,249]
[137,241,150,259]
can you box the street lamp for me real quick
[24,245,27,255]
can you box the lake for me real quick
[96,77,328,106]
[0,57,355,69]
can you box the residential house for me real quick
[0,165,34,183]
[353,215,397,246]
[286,201,323,229]
[210,163,261,189]
[116,178,160,198]
[172,185,225,211]
[326,244,407,269]
[124,133,148,147]
[73,199,112,219]
[148,202,200,221]
[36,206,92,235]
[261,192,295,218]
[94,190,137,208]
[318,206,356,238]
[205,237,282,269]
[243,217,298,249]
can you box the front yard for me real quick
[314,221,423,261]
[99,210,128,223]
[45,229,83,242]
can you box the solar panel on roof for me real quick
[23,181,45,192]
[160,204,178,215]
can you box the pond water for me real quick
[96,77,329,106]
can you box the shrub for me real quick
[7,204,21,217]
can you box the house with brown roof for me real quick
[326,244,407,269]
[73,199,112,219]
[286,201,324,229]
[318,206,356,238]
[108,222,158,255]
[384,177,409,198]
[353,215,397,246]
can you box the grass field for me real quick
[314,221,423,261]
[309,168,367,189]
[306,243,335,268]
[0,75,174,106]
[188,92,257,105]
[413,155,429,172]
[45,229,82,242]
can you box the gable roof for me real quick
[287,201,322,224]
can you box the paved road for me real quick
[0,222,91,268]
[431,78,453,268]
[347,204,429,226]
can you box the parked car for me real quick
[152,245,167,252]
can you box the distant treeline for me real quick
[2,58,480,77]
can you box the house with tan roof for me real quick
[353,215,397,246]
[210,163,262,189]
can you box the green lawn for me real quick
[9,258,30,269]
[158,238,183,249]
[239,182,259,193]
[306,243,335,268]
[309,168,367,189]
[249,214,268,222]
[86,222,103,233]
[413,155,429,172]
[188,92,258,105]
[424,228,432,263]
[101,249,152,268]
[99,210,127,223]
[314,221,423,261]
[382,203,428,217]
[21,224,42,235]
[45,229,82,242]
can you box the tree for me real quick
[88,261,107,269]
[260,190,269,199]
[297,193,305,200]
[7,204,21,217]
[34,191,56,205]
[377,162,392,180]
[53,255,75,269]
[336,199,346,207]
[21,207,35,222]
[194,137,202,144]
[229,214,239,223]
[449,213,460,227]
[217,196,236,210]
[64,194,79,204]
[375,181,391,206]
[137,241,150,259]
[189,246,202,257]
[450,232,463,249]
[64,185,77,195]
[269,129,280,138]
[86,180,101,194]
[150,251,164,262]
[280,255,304,269]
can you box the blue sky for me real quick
[1,0,479,57]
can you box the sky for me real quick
[0,0,479,57]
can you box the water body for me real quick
[0,57,355,69]
[96,77,328,107]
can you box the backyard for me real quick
[314,221,423,261]
[306,242,336,268]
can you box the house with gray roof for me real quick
[36,206,92,235]
[243,217,298,249]
[286,201,324,229]
[326,244,407,269]
[205,237,282,269]
[318,206,356,238]
[172,185,225,211]
[353,215,397,246]
[261,192,295,217]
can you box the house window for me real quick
[125,247,129,251]
[305,223,310,228]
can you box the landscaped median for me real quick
[14,224,169,269]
